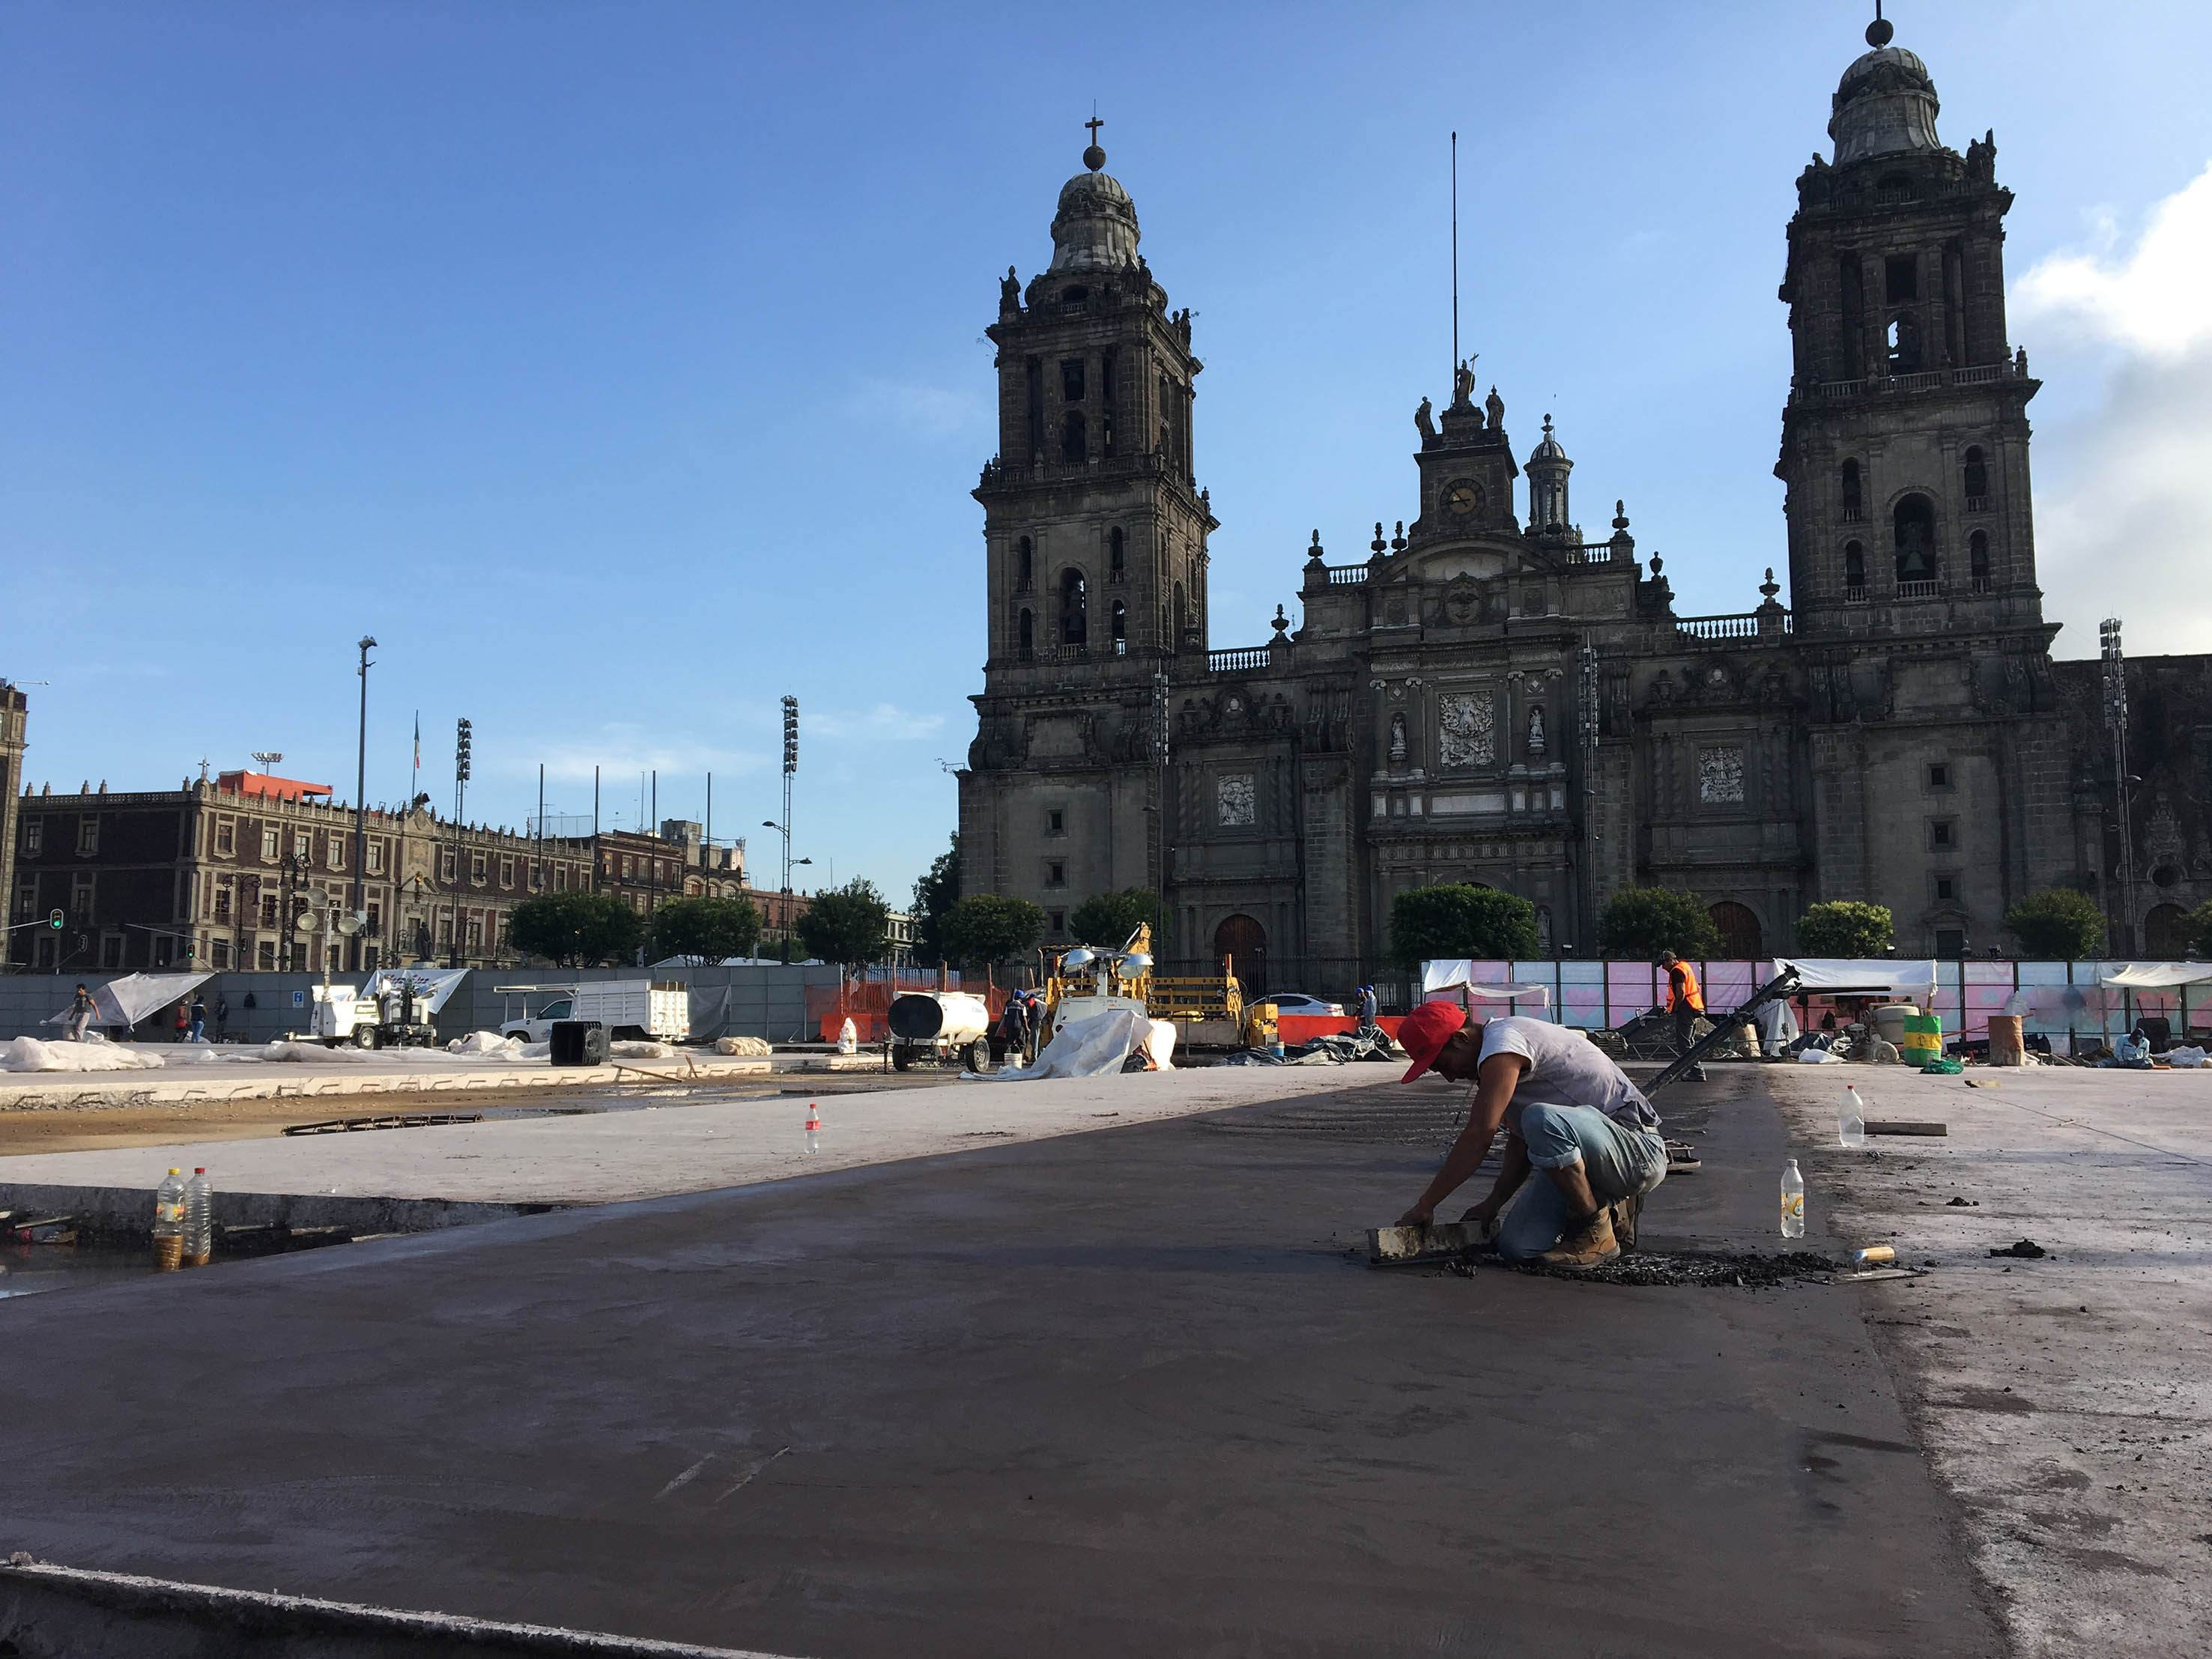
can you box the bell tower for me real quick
[974,125,1216,679]
[1776,9,2041,639]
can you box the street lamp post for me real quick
[450,718,472,969]
[2100,619,2133,952]
[351,636,376,971]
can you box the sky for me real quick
[6,1,2211,906]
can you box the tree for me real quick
[912,834,961,965]
[938,894,1047,974]
[1597,886,1721,961]
[1793,900,1894,958]
[507,891,645,968]
[1388,885,1541,968]
[649,894,760,964]
[796,878,891,971]
[2185,900,2212,956]
[1067,888,1162,950]
[2005,888,2106,958]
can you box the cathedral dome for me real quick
[1828,34,1942,166]
[1049,157,1141,273]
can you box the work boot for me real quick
[1539,1207,1620,1269]
[1608,1192,1642,1252]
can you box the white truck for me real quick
[494,980,690,1046]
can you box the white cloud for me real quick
[808,702,946,741]
[2018,163,2212,656]
[2016,163,2212,359]
[849,377,986,439]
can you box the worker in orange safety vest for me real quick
[1660,950,1704,1064]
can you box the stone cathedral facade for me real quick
[957,22,2212,985]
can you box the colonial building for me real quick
[7,769,797,974]
[958,19,2212,986]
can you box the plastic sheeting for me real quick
[2098,962,2212,989]
[1773,958,1937,997]
[43,971,215,1029]
[973,1007,1174,1080]
[363,966,470,1013]
[0,1034,167,1073]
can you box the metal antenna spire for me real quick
[1450,131,1460,386]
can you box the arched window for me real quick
[1893,494,1937,583]
[2146,903,2191,957]
[1171,581,1187,650]
[1059,568,1088,646]
[1158,374,1174,455]
[1969,530,1990,591]
[1887,313,1922,373]
[1061,410,1087,465]
[1844,539,1867,593]
[1840,458,1863,521]
[1963,446,1989,504]
[1213,914,1267,996]
[1109,527,1125,581]
[1110,599,1127,652]
[1016,536,1033,591]
[1710,901,1764,960]
[1016,609,1033,659]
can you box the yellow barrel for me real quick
[1900,1013,1943,1061]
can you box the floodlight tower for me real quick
[2100,619,2134,950]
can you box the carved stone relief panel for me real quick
[1216,772,1256,828]
[1698,744,1746,805]
[1437,692,1497,769]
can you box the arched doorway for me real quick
[2145,903,2191,958]
[1709,901,1763,960]
[1213,914,1267,997]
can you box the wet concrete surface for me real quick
[0,1070,2001,1657]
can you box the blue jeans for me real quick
[190,1019,205,1043]
[1497,1103,1669,1261]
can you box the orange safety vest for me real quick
[1668,962,1705,1013]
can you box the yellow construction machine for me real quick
[1041,926,1276,1052]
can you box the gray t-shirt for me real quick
[1478,1016,1660,1131]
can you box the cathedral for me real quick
[957,19,2212,986]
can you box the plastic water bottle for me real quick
[1839,1086,1867,1148]
[184,1167,213,1267]
[804,1101,821,1155]
[151,1168,187,1271]
[1780,1159,1806,1240]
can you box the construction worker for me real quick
[1394,1000,1666,1268]
[1661,950,1705,1077]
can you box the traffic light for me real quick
[184,943,196,961]
[47,909,62,929]
[455,718,473,784]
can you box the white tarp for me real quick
[1773,958,1936,998]
[43,971,216,1029]
[363,966,470,1013]
[0,1034,168,1073]
[974,1007,1175,1081]
[2098,962,2212,989]
[1419,962,1554,1004]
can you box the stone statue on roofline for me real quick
[1414,397,1436,443]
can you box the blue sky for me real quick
[7,1,2211,903]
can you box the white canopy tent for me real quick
[1772,958,1937,998]
[2097,962,2212,990]
[42,971,216,1029]
[361,966,470,1014]
[1417,962,1553,1007]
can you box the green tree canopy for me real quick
[1067,888,1163,951]
[1597,886,1721,961]
[2184,900,2212,956]
[937,894,1047,974]
[1793,900,1895,958]
[649,894,761,964]
[795,878,891,971]
[911,834,962,965]
[2005,888,2106,958]
[1388,885,1541,968]
[507,891,645,968]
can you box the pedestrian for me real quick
[64,983,97,1042]
[188,993,207,1044]
[1355,983,1380,1034]
[1394,1000,1667,1269]
[213,994,230,1043]
[1659,950,1706,1079]
[174,1001,190,1043]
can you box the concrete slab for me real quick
[1768,1063,2212,1657]
[0,1065,1400,1216]
[0,1073,2001,1657]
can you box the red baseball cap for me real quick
[1399,1000,1470,1083]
